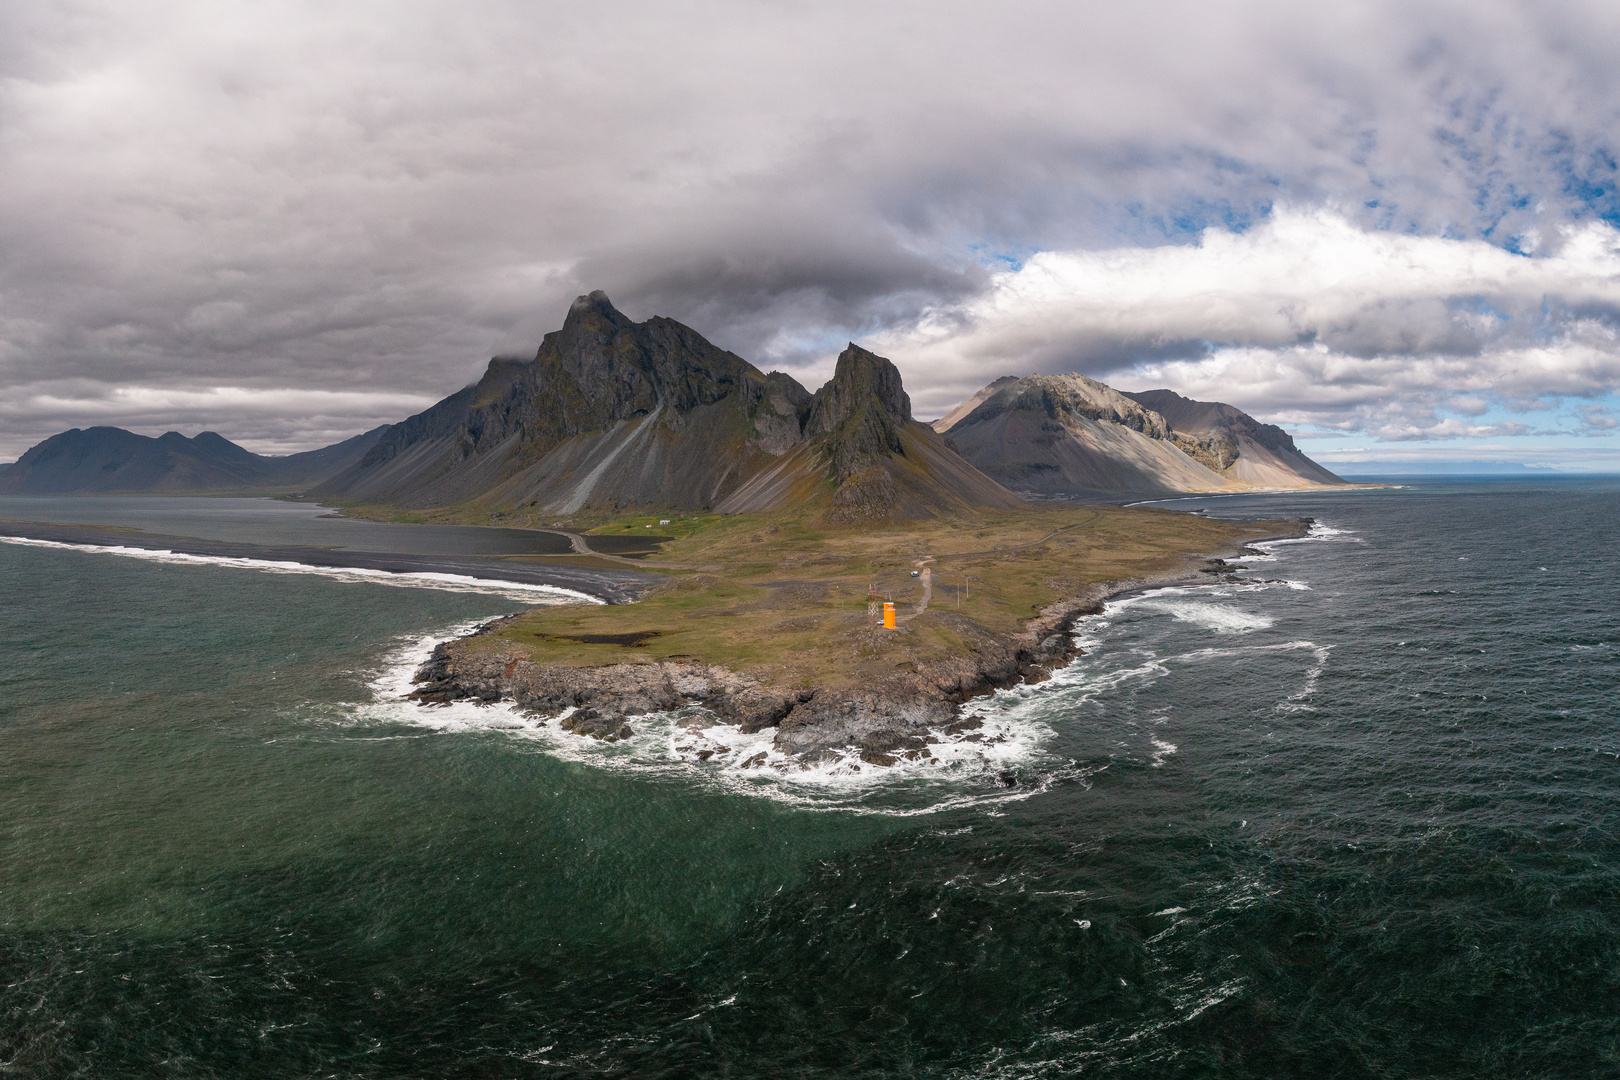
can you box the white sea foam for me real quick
[325,513,1326,810]
[1169,639,1331,712]
[1131,599,1274,634]
[335,622,1095,815]
[0,535,598,604]
[1254,519,1360,549]
[1277,641,1333,712]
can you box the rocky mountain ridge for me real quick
[5,293,1338,508]
[317,294,1021,521]
[935,373,1343,497]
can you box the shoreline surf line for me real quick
[0,520,662,603]
[0,536,608,604]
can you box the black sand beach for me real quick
[0,520,662,604]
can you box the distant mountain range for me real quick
[1,291,1342,511]
[0,425,385,495]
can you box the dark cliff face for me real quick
[357,291,766,474]
[1121,387,1344,485]
[807,344,913,483]
[325,291,815,511]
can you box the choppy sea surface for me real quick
[2,480,1617,1077]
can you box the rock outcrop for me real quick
[1122,387,1345,488]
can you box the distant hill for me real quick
[317,293,1021,521]
[16,294,1339,511]
[0,426,386,495]
[936,374,1344,497]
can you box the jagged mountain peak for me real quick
[560,289,635,339]
[323,292,817,512]
[715,342,1022,522]
[809,344,912,431]
[317,299,1019,519]
[805,344,913,485]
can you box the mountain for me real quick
[1120,388,1345,488]
[314,291,810,512]
[937,373,1344,497]
[318,293,1021,521]
[929,375,1019,433]
[715,344,1024,520]
[0,425,386,495]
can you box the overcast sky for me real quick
[4,0,1620,469]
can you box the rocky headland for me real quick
[408,527,1306,766]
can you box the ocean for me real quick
[1,479,1616,1077]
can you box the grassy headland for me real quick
[337,501,1298,699]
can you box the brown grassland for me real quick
[338,502,1297,694]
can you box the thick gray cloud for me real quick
[4,0,1620,457]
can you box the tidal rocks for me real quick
[410,634,812,741]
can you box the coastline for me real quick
[0,520,664,604]
[408,521,1311,764]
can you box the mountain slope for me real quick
[716,344,1023,520]
[316,295,1019,521]
[1121,388,1345,487]
[314,291,812,513]
[941,374,1343,497]
[930,375,1019,433]
[0,425,386,495]
[942,374,1229,497]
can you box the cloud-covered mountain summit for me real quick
[6,2,1620,466]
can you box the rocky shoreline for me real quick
[409,525,1310,764]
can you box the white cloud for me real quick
[877,209,1620,435]
[1316,443,1620,470]
[1579,404,1619,431]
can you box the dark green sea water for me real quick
[2,481,1617,1077]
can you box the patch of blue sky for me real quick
[1449,295,1514,321]
[965,242,1034,273]
[1118,196,1273,246]
[1548,138,1620,225]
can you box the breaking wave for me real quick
[0,535,598,604]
